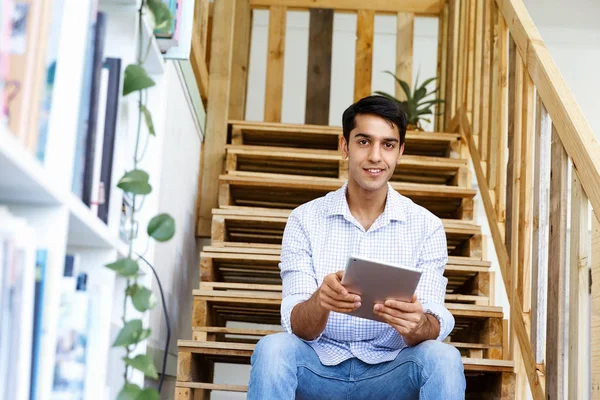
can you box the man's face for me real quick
[341,114,404,193]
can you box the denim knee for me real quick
[252,332,301,366]
[417,340,464,372]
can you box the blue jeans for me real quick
[248,332,466,400]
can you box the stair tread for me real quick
[176,382,248,392]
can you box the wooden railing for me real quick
[196,0,443,236]
[439,0,600,398]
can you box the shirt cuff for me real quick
[422,302,455,341]
[281,294,324,343]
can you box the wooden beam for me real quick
[354,9,375,102]
[395,12,414,101]
[471,0,484,139]
[305,8,334,125]
[249,0,443,15]
[264,5,287,122]
[546,127,568,400]
[464,0,476,120]
[568,172,590,400]
[495,0,600,220]
[444,0,459,128]
[229,0,252,120]
[479,0,492,166]
[197,0,237,237]
[455,0,467,112]
[435,1,448,131]
[592,213,600,397]
[531,94,550,365]
[459,109,545,400]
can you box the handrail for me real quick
[495,0,600,217]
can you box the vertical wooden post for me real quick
[197,0,237,237]
[455,0,467,111]
[229,0,252,120]
[464,0,476,121]
[264,5,287,122]
[531,96,550,364]
[435,1,448,131]
[471,0,484,140]
[479,0,492,173]
[546,127,568,400]
[354,10,375,102]
[305,8,334,125]
[495,13,508,242]
[395,12,414,101]
[486,3,499,207]
[592,212,600,396]
[444,0,460,128]
[568,173,590,400]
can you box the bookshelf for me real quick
[0,0,202,398]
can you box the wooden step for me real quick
[210,207,481,256]
[226,144,469,186]
[177,339,513,373]
[200,247,490,293]
[193,285,502,328]
[219,172,475,219]
[228,120,462,158]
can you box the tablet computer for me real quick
[340,255,422,322]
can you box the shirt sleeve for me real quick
[415,217,455,341]
[279,212,319,337]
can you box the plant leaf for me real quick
[413,87,427,102]
[147,213,175,242]
[117,169,152,195]
[123,64,155,96]
[137,388,160,400]
[140,104,155,136]
[417,108,434,116]
[417,99,445,108]
[129,284,157,312]
[124,354,159,379]
[117,383,142,400]
[417,77,438,93]
[383,71,411,101]
[147,0,173,31]
[113,319,152,347]
[106,258,139,277]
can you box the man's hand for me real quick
[373,294,439,346]
[316,270,362,313]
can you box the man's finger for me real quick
[321,284,360,303]
[323,298,361,313]
[327,274,349,296]
[383,299,421,313]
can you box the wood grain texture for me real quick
[444,0,459,128]
[354,9,375,102]
[464,0,476,119]
[546,127,568,400]
[229,0,252,120]
[459,109,545,400]
[495,0,600,220]
[531,94,550,365]
[264,6,287,122]
[479,0,492,165]
[486,4,500,192]
[249,0,443,15]
[435,1,448,131]
[592,213,600,396]
[305,8,334,125]
[197,0,237,237]
[455,0,467,112]
[395,12,414,101]
[568,173,590,400]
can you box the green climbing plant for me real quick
[106,1,174,399]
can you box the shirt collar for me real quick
[327,182,407,223]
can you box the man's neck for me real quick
[346,181,388,230]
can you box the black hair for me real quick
[341,95,408,145]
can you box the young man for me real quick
[248,96,466,399]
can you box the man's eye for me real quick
[384,143,395,149]
[358,139,369,145]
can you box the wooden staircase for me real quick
[175,121,515,399]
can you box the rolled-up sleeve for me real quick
[416,218,455,341]
[279,212,318,335]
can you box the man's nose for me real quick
[368,144,382,162]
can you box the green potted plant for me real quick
[374,70,444,131]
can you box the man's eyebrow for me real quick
[353,132,399,142]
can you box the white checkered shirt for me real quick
[279,182,454,366]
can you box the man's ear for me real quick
[340,135,349,159]
[397,143,405,164]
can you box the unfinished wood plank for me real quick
[455,0,467,112]
[354,9,375,102]
[495,12,509,241]
[435,1,448,131]
[444,0,460,128]
[471,0,484,139]
[460,109,545,400]
[496,0,600,217]
[592,213,600,397]
[486,4,500,196]
[546,126,568,400]
[177,382,248,393]
[305,8,334,125]
[531,95,550,365]
[479,0,492,168]
[264,5,287,122]
[197,0,237,237]
[249,0,443,15]
[568,172,590,400]
[464,0,477,120]
[229,0,253,120]
[395,12,414,101]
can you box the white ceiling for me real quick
[522,0,600,30]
